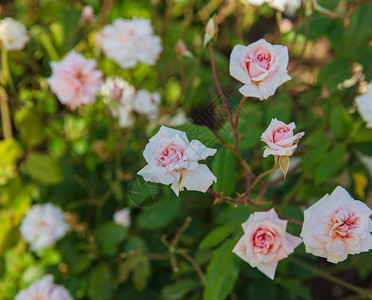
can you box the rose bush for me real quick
[0,0,372,299]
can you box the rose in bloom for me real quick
[230,39,291,100]
[300,186,372,263]
[114,208,131,228]
[101,18,162,68]
[0,17,29,51]
[134,89,161,120]
[138,126,217,196]
[261,118,304,157]
[356,82,372,128]
[233,209,302,279]
[20,203,69,250]
[48,51,103,110]
[15,275,73,300]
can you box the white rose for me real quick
[101,18,162,68]
[134,89,161,119]
[0,17,29,51]
[20,203,69,250]
[15,275,73,300]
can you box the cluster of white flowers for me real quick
[100,18,162,68]
[0,17,29,50]
[101,76,162,128]
[243,0,302,15]
[20,203,69,250]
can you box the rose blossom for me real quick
[261,118,304,157]
[48,51,103,110]
[0,17,29,51]
[233,209,302,279]
[101,76,136,128]
[134,89,161,120]
[300,186,372,263]
[114,208,131,228]
[20,203,69,250]
[101,18,162,68]
[356,82,372,128]
[15,275,73,300]
[230,39,291,100]
[138,126,217,196]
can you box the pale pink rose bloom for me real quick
[300,186,372,263]
[261,118,304,157]
[48,51,103,110]
[101,18,162,68]
[230,39,291,100]
[134,89,161,120]
[80,5,94,25]
[233,209,302,279]
[15,275,73,300]
[138,126,217,196]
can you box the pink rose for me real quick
[300,186,372,263]
[229,39,291,100]
[137,126,217,196]
[233,209,302,279]
[48,51,103,110]
[261,118,304,157]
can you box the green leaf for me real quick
[161,279,200,300]
[95,222,127,256]
[315,144,347,184]
[0,138,23,164]
[88,265,113,300]
[318,58,351,93]
[15,108,44,148]
[199,222,241,249]
[203,239,240,300]
[132,255,151,291]
[136,192,181,230]
[211,148,236,196]
[265,93,292,123]
[329,106,353,139]
[22,152,63,184]
[280,279,312,300]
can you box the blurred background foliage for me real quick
[0,0,372,299]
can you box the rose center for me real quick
[273,126,292,143]
[253,228,275,253]
[158,144,184,167]
[332,209,360,237]
[255,50,271,70]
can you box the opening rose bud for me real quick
[300,186,372,263]
[229,39,291,100]
[137,126,217,196]
[233,209,302,280]
[261,118,304,157]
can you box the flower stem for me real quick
[0,88,12,138]
[291,258,372,299]
[247,165,280,194]
[1,49,16,93]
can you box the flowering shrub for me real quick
[0,0,372,299]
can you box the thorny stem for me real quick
[209,44,234,128]
[176,250,207,285]
[209,45,252,174]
